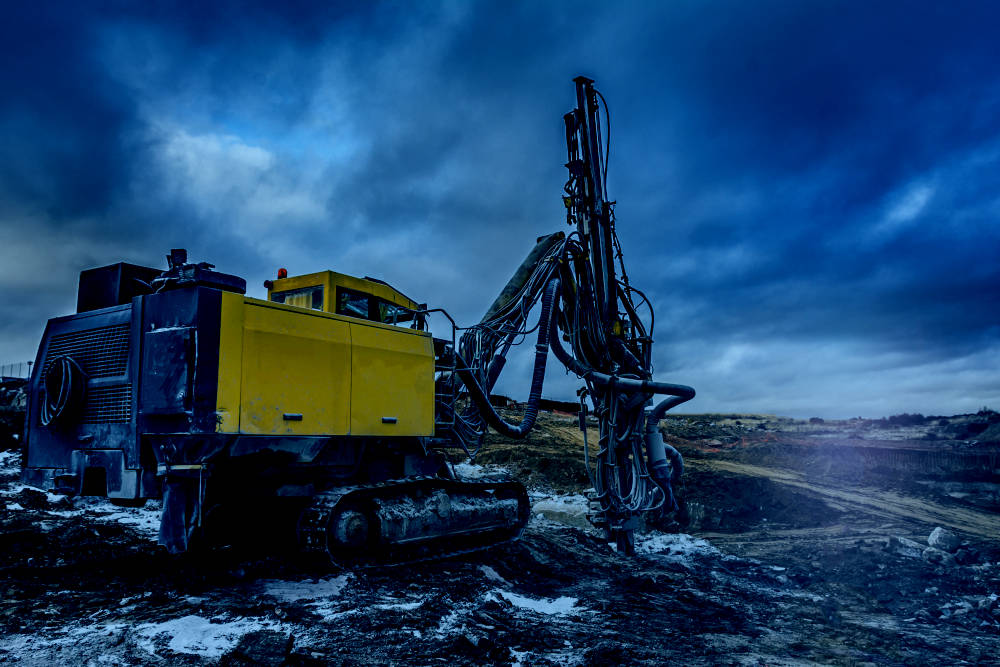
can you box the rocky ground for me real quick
[0,408,998,665]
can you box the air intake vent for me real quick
[82,385,132,424]
[44,324,130,378]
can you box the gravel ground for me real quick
[1,413,998,665]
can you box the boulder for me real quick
[887,535,924,559]
[976,594,998,612]
[927,527,961,553]
[16,488,49,510]
[954,547,979,565]
[922,547,954,565]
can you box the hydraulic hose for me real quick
[641,375,693,499]
[455,276,558,439]
[546,279,694,498]
[457,273,695,457]
[643,384,695,484]
[646,391,695,425]
[547,281,697,401]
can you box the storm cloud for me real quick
[1,1,998,417]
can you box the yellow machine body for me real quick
[215,282,434,438]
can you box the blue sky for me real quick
[1,1,998,417]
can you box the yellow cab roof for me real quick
[267,270,421,311]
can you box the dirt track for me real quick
[697,459,1000,539]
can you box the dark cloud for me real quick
[0,5,135,217]
[1,1,998,416]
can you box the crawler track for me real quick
[297,476,532,567]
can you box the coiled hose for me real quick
[40,356,87,426]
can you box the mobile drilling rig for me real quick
[22,77,693,563]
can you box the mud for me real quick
[1,412,999,665]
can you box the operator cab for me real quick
[265,270,426,329]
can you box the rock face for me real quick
[928,527,961,553]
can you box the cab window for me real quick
[336,288,371,319]
[335,286,422,328]
[271,285,323,310]
[378,300,413,325]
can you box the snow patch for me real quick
[512,648,581,666]
[97,508,160,537]
[260,575,360,620]
[3,490,162,539]
[133,615,283,658]
[530,492,589,510]
[0,622,126,654]
[488,590,580,615]
[119,592,153,606]
[374,600,423,611]
[479,564,509,584]
[261,574,353,603]
[1,483,66,504]
[636,532,720,564]
[0,450,19,471]
[531,493,590,528]
[434,608,465,636]
[452,460,508,479]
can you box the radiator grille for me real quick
[45,324,130,378]
[43,322,133,424]
[81,385,132,424]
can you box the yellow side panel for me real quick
[350,321,434,436]
[240,302,351,435]
[216,292,245,433]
